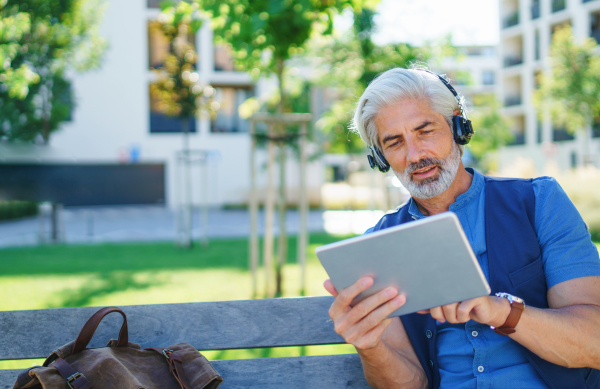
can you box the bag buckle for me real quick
[67,372,86,389]
[162,348,175,360]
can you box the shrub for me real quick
[0,201,39,221]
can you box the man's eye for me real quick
[422,130,433,135]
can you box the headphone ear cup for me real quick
[367,154,376,169]
[452,115,473,145]
[375,148,391,173]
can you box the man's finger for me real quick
[442,303,460,324]
[345,294,405,345]
[457,299,477,323]
[345,286,399,325]
[328,277,374,319]
[323,279,338,297]
[354,317,394,350]
[429,306,446,323]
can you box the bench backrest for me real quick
[0,296,370,388]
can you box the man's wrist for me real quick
[490,296,512,328]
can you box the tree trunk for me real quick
[51,203,61,243]
[264,124,277,297]
[182,118,193,249]
[275,58,287,297]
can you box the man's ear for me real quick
[453,109,461,116]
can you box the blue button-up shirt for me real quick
[404,168,600,388]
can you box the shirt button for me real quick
[429,360,434,368]
[426,330,433,338]
[471,331,479,337]
[478,366,484,373]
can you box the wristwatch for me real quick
[490,293,525,335]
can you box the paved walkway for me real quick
[0,206,329,248]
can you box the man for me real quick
[324,67,600,389]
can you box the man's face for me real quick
[374,98,461,199]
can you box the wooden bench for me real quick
[0,296,370,388]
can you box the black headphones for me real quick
[367,69,474,173]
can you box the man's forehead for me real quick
[376,100,443,133]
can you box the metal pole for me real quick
[249,121,259,299]
[298,123,308,296]
[276,140,287,297]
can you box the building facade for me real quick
[497,0,600,171]
[0,0,323,208]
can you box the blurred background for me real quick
[2,0,600,363]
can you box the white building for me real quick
[0,0,323,208]
[497,0,600,171]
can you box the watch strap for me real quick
[492,300,524,335]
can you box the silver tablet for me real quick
[316,212,491,317]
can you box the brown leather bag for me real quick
[13,307,223,389]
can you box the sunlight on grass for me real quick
[0,233,355,369]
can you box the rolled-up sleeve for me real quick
[534,177,600,288]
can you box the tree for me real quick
[149,0,217,249]
[307,9,453,154]
[197,0,375,296]
[534,25,600,164]
[0,0,108,143]
[467,93,513,170]
[0,5,39,99]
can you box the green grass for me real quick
[0,233,357,369]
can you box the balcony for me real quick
[531,1,540,19]
[552,0,566,12]
[504,56,523,67]
[503,11,520,28]
[505,96,522,106]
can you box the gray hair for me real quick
[351,67,465,162]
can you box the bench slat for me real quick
[0,354,369,389]
[0,297,343,360]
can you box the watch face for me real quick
[495,293,525,305]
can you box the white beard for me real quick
[393,142,461,200]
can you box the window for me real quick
[214,44,235,71]
[147,21,197,69]
[503,10,519,28]
[482,71,495,85]
[553,125,574,141]
[592,118,600,138]
[210,86,254,133]
[508,116,526,145]
[149,86,197,133]
[591,11,600,44]
[531,0,541,19]
[552,0,566,12]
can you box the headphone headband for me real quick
[415,69,469,121]
[366,68,474,173]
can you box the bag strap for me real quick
[148,348,193,389]
[72,307,128,355]
[51,358,92,389]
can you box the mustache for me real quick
[405,158,445,175]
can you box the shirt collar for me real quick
[407,167,483,220]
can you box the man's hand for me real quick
[417,295,511,327]
[324,277,406,350]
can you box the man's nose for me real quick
[406,139,426,164]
